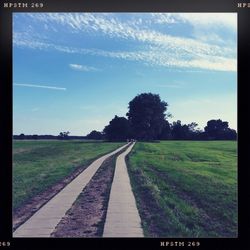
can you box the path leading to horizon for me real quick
[13,143,129,237]
[103,142,144,237]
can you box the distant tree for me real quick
[86,130,104,140]
[204,119,236,140]
[103,115,131,141]
[186,122,202,139]
[19,133,25,140]
[158,120,171,140]
[170,121,200,140]
[171,120,188,140]
[224,128,237,140]
[188,122,198,133]
[32,134,38,140]
[126,93,168,140]
[58,131,70,140]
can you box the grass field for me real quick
[13,140,124,210]
[127,141,237,238]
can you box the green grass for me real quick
[13,140,124,210]
[127,141,237,238]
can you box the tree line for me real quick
[13,133,85,140]
[14,93,237,141]
[86,93,237,141]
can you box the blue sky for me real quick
[13,13,237,136]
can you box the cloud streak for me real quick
[14,83,66,91]
[69,63,100,72]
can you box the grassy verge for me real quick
[127,141,237,237]
[13,140,124,210]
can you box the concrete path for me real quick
[13,143,129,238]
[103,142,144,237]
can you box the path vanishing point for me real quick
[103,142,143,237]
[13,142,143,238]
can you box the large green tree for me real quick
[204,119,237,140]
[126,93,168,140]
[86,130,104,140]
[103,115,131,141]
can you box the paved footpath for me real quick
[103,142,144,237]
[13,143,129,238]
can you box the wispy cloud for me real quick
[151,13,237,30]
[13,36,236,72]
[14,83,66,91]
[13,13,237,72]
[22,13,235,56]
[151,13,237,46]
[69,63,100,72]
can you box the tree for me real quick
[186,122,201,140]
[204,119,228,139]
[32,134,38,140]
[224,128,237,140]
[158,120,171,140]
[19,133,25,140]
[103,115,131,141]
[188,122,198,133]
[170,121,200,140]
[58,131,70,140]
[171,120,188,140]
[126,93,168,140]
[86,130,104,140]
[204,119,237,140]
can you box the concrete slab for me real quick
[103,142,144,238]
[13,143,129,238]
